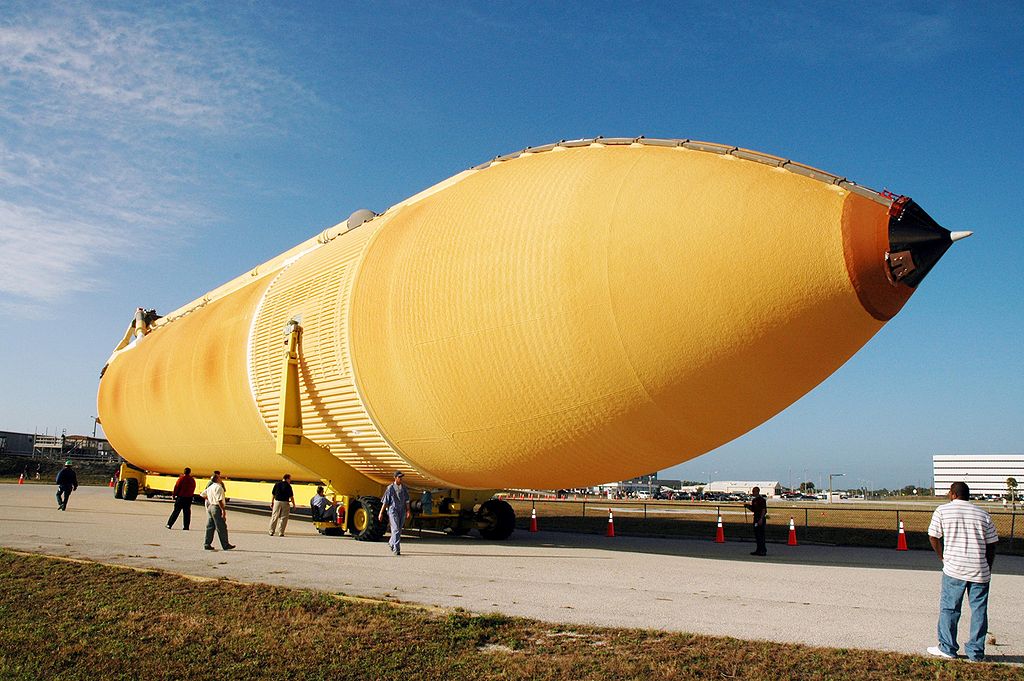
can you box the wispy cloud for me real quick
[0,2,304,316]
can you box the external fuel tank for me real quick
[96,138,966,490]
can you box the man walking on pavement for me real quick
[927,481,998,662]
[269,473,296,536]
[378,471,411,555]
[201,472,234,551]
[744,486,767,556]
[166,467,196,530]
[55,460,78,511]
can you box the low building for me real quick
[594,473,660,496]
[933,454,1024,497]
[704,480,783,497]
[0,429,119,463]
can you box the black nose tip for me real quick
[886,197,961,288]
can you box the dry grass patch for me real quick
[0,550,1019,680]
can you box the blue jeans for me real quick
[938,572,989,660]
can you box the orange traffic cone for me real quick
[18,473,24,485]
[529,508,538,532]
[897,521,908,551]
[606,509,615,537]
[788,517,798,546]
[108,477,115,488]
[714,515,725,543]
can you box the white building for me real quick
[933,454,1024,497]
[704,480,782,497]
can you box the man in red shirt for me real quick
[167,467,196,530]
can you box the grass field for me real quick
[506,498,1024,555]
[0,549,1020,681]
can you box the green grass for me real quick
[1,550,1020,680]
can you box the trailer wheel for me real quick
[348,496,385,541]
[144,488,155,499]
[114,480,125,499]
[123,478,139,501]
[476,499,515,540]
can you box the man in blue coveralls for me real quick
[378,471,411,556]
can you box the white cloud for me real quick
[0,2,305,316]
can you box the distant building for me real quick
[594,473,661,496]
[704,480,783,497]
[0,429,119,463]
[0,431,34,457]
[933,454,1024,497]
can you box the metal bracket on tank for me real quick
[274,320,381,498]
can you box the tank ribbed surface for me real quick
[248,222,436,488]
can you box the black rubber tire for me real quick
[123,478,139,501]
[114,480,125,499]
[477,499,515,540]
[347,496,385,541]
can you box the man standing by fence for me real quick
[745,486,767,556]
[926,481,998,662]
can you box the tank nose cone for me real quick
[886,197,969,288]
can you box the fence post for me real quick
[896,509,900,530]
[644,503,647,520]
[804,508,808,530]
[582,500,586,518]
[1011,510,1016,548]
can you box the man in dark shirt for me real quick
[55,460,78,511]
[745,486,767,556]
[167,467,196,530]
[269,473,296,536]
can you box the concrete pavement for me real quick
[2,484,1021,663]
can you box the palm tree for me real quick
[1008,477,1018,510]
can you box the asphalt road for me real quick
[2,484,1022,663]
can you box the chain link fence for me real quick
[505,498,1023,556]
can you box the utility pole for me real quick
[828,472,845,503]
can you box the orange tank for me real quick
[97,138,967,490]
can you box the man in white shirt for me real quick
[201,471,235,551]
[926,481,997,661]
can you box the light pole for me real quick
[91,416,98,438]
[828,473,845,503]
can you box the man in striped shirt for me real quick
[926,481,998,662]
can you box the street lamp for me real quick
[828,473,845,503]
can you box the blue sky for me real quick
[1,1,1021,488]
